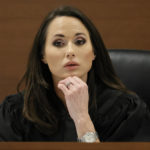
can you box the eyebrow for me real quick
[54,33,86,37]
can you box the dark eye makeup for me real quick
[75,38,86,45]
[53,39,65,47]
[52,37,86,47]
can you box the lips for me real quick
[64,61,79,67]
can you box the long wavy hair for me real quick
[17,6,129,135]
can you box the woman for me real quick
[0,6,149,142]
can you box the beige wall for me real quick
[0,0,150,101]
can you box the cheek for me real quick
[80,50,94,71]
[83,50,94,62]
[46,53,56,65]
[45,47,61,62]
[44,50,62,70]
[81,43,94,61]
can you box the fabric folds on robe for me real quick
[0,87,150,141]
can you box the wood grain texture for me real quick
[0,142,150,150]
[0,0,150,101]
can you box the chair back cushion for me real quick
[108,49,150,106]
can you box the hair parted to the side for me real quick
[17,5,131,135]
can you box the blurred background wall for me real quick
[0,0,150,101]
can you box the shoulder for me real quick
[0,92,24,118]
[96,87,145,114]
[1,92,24,105]
[0,92,24,141]
[95,87,147,141]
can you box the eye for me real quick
[75,38,86,46]
[53,40,65,47]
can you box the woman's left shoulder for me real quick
[95,87,148,141]
[114,90,146,112]
[96,87,146,114]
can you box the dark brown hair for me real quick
[17,5,129,135]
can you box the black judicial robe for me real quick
[0,86,150,141]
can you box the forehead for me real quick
[46,16,90,37]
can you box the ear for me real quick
[93,55,96,60]
[92,54,96,61]
[92,49,96,61]
[41,57,47,64]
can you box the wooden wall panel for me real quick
[0,0,150,100]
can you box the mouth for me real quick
[64,61,79,67]
[64,65,79,70]
[64,61,79,70]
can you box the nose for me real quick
[65,43,75,59]
[66,52,75,58]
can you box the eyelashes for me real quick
[75,39,86,45]
[53,40,65,47]
[52,39,86,47]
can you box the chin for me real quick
[60,72,79,79]
[58,70,87,80]
[65,73,79,78]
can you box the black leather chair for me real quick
[108,49,150,107]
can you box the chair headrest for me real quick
[108,49,150,105]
